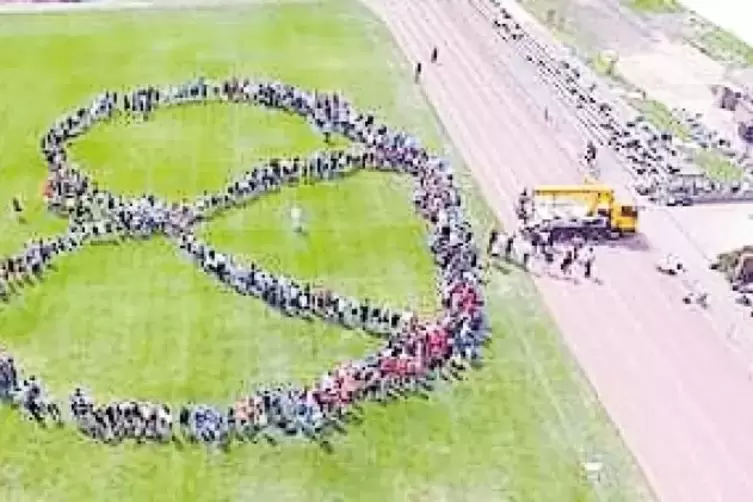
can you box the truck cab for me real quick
[610,202,639,234]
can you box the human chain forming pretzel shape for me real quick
[0,77,489,450]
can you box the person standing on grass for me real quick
[519,238,532,270]
[0,352,18,399]
[486,228,500,257]
[11,196,25,224]
[291,204,304,234]
[414,61,423,83]
[503,232,515,261]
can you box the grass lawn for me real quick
[626,0,681,13]
[0,1,653,501]
[631,98,690,141]
[590,52,616,76]
[694,149,744,182]
[692,26,753,67]
[589,52,643,92]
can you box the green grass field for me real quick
[626,0,681,13]
[690,26,753,67]
[631,99,690,141]
[0,2,653,501]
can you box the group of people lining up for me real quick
[0,77,489,447]
[0,235,94,301]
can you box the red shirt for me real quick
[429,329,448,358]
[42,180,54,199]
[396,357,410,375]
[380,357,397,375]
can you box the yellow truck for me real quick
[521,184,638,240]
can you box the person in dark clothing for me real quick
[503,234,515,260]
[560,249,574,276]
[414,61,423,82]
[430,47,438,63]
[486,228,499,256]
[585,141,597,165]
[11,197,24,223]
[584,257,593,279]
[582,247,595,279]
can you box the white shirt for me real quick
[291,206,302,221]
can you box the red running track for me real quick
[362,0,753,500]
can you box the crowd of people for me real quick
[490,3,753,205]
[0,77,489,448]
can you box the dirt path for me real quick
[362,0,753,500]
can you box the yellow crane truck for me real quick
[517,184,639,241]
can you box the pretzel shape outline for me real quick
[0,77,489,448]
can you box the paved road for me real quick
[362,0,753,500]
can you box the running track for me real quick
[362,0,753,500]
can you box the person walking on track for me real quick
[414,61,423,82]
